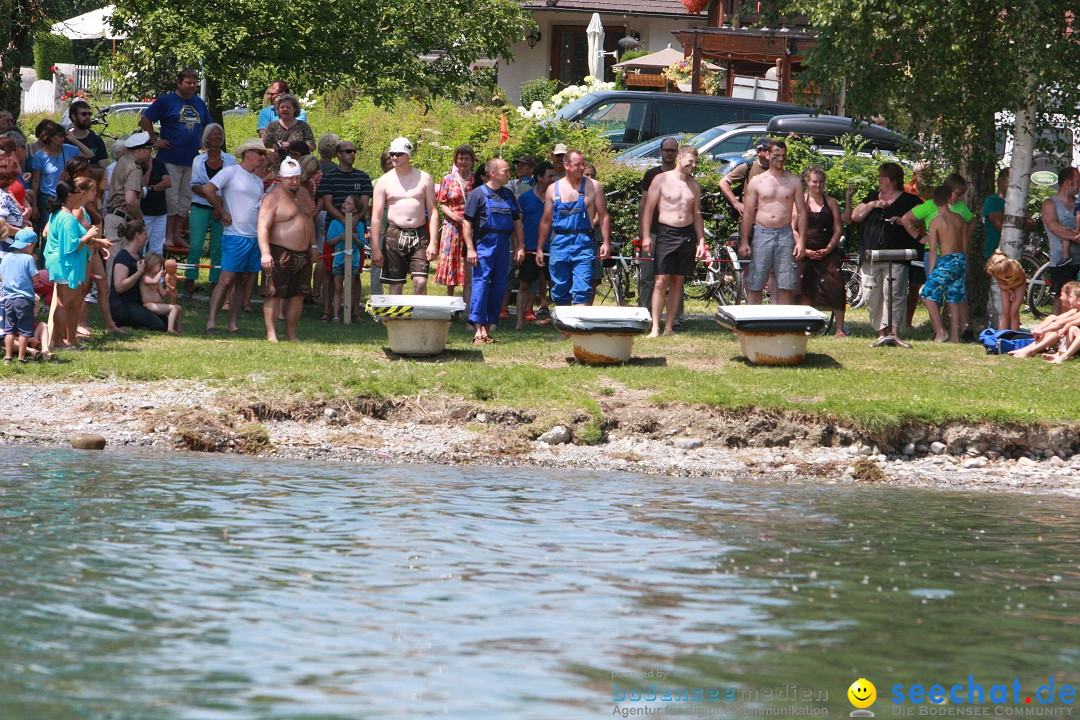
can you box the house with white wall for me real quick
[498,0,708,104]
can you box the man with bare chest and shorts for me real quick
[258,157,316,342]
[641,145,707,336]
[738,139,806,304]
[370,137,439,294]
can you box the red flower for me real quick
[67,77,74,83]
[50,65,57,73]
[681,0,708,13]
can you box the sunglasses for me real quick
[388,152,405,157]
[339,149,356,154]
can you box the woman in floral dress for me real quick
[434,144,475,301]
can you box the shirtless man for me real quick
[917,185,968,342]
[369,137,439,295]
[258,157,315,342]
[739,139,806,305]
[538,150,611,310]
[641,145,707,336]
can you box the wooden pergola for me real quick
[673,26,816,102]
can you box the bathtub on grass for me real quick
[715,305,828,365]
[552,306,652,365]
[367,295,466,356]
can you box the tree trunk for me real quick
[1000,99,1037,260]
[204,74,224,126]
[961,112,997,329]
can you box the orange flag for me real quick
[499,114,509,145]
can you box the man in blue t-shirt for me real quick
[515,161,554,329]
[139,68,212,251]
[256,80,308,136]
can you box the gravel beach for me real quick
[1,379,1077,494]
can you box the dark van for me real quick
[766,114,918,152]
[553,91,809,150]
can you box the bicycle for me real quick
[89,105,121,141]
[685,227,746,306]
[594,241,640,307]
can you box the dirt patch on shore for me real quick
[1,379,1077,494]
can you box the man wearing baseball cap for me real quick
[256,157,315,342]
[719,137,773,216]
[202,138,272,333]
[551,143,568,180]
[370,137,440,294]
[508,155,536,196]
[103,131,154,243]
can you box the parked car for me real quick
[615,122,768,170]
[553,91,809,150]
[766,114,918,152]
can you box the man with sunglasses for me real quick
[370,137,439,295]
[67,100,108,168]
[319,141,373,228]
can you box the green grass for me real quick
[6,283,1078,433]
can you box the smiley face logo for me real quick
[848,678,876,709]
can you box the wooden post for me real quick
[691,35,703,94]
[779,40,793,103]
[343,210,353,325]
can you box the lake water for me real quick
[1,447,1079,719]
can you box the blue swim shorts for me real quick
[919,252,967,305]
[221,234,261,274]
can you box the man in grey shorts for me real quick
[737,139,806,304]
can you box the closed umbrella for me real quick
[586,13,605,81]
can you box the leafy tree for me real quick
[0,0,48,115]
[108,0,531,119]
[769,0,1080,317]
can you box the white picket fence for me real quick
[69,64,114,94]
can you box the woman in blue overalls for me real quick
[548,177,595,306]
[463,160,524,343]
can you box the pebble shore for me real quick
[1,379,1077,494]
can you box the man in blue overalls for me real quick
[462,158,525,344]
[538,149,611,317]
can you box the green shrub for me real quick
[33,32,74,82]
[519,78,559,108]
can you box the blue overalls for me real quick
[469,185,515,325]
[549,179,595,305]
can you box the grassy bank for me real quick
[6,294,1078,432]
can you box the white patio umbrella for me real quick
[50,5,127,40]
[586,13,605,81]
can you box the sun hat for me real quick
[514,155,536,166]
[552,143,569,155]
[234,137,273,159]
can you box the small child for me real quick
[325,194,365,323]
[0,229,41,364]
[1009,281,1080,359]
[140,252,184,335]
[985,249,1027,331]
[919,185,968,342]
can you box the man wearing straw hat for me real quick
[202,138,272,334]
[258,157,315,342]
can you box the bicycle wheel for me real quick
[1026,262,1053,318]
[1020,251,1047,282]
[595,266,620,306]
[714,260,743,305]
[844,264,867,309]
[683,261,716,301]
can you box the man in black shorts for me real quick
[640,146,708,336]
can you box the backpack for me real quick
[979,328,1035,354]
